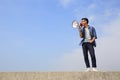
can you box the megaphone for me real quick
[72,20,79,28]
[72,20,83,28]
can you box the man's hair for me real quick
[81,18,89,24]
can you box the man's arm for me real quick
[90,37,96,43]
[78,26,83,38]
[90,27,97,43]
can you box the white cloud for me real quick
[96,17,120,71]
[104,8,120,17]
[88,3,96,10]
[73,3,97,21]
[59,0,72,7]
[59,0,78,8]
[52,48,85,71]
[88,15,95,22]
[73,1,120,24]
[54,17,120,71]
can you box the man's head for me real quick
[81,18,89,26]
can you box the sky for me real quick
[0,0,120,72]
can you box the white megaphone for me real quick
[72,20,79,28]
[72,20,83,29]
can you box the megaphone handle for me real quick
[78,26,81,31]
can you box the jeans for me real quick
[82,42,97,68]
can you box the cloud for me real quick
[59,0,71,7]
[54,48,85,71]
[53,16,120,71]
[88,15,95,22]
[95,17,120,71]
[59,0,76,8]
[103,8,120,19]
[88,3,96,10]
[73,0,120,24]
[73,3,97,21]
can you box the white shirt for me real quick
[84,28,91,42]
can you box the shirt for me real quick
[84,28,91,42]
[80,25,97,47]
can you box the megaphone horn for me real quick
[72,20,79,28]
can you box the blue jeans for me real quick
[82,42,97,68]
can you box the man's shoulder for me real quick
[89,25,96,31]
[89,25,94,28]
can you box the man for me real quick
[78,18,98,72]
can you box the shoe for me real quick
[85,68,91,72]
[92,68,98,72]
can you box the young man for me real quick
[78,18,98,72]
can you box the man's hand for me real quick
[89,40,94,43]
[89,37,96,43]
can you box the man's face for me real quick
[81,20,87,26]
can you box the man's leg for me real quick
[82,43,90,68]
[88,43,97,67]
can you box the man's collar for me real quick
[84,25,90,29]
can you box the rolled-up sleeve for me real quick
[92,27,97,39]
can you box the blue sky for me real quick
[0,0,120,71]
